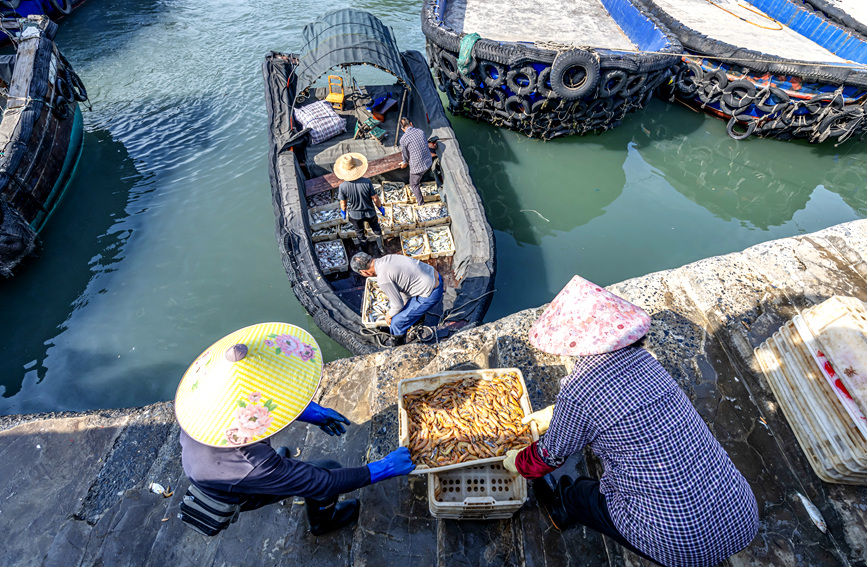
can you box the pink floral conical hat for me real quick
[528,275,650,356]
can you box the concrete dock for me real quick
[3,220,867,567]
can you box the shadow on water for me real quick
[0,129,141,402]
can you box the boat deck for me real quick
[825,0,867,25]
[653,0,851,63]
[442,0,635,50]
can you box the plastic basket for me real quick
[382,181,409,205]
[361,277,390,329]
[428,462,527,519]
[309,202,342,231]
[314,239,348,275]
[400,229,430,261]
[391,203,417,230]
[337,222,357,240]
[311,225,338,243]
[307,189,335,209]
[415,201,450,227]
[425,225,455,258]
[398,368,539,474]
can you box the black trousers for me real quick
[236,458,342,513]
[348,213,382,238]
[556,476,661,565]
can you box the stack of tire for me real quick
[671,57,867,143]
[427,42,676,140]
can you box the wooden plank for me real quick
[305,151,404,196]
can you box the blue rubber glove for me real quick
[368,447,415,483]
[297,402,350,436]
[377,206,386,216]
[339,209,347,220]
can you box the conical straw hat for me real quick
[175,323,323,447]
[333,152,368,181]
[528,275,650,356]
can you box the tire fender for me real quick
[485,86,508,110]
[479,61,505,89]
[536,66,554,98]
[503,95,529,118]
[440,51,459,82]
[505,64,537,96]
[726,116,756,140]
[49,0,71,15]
[550,50,599,100]
[597,69,627,98]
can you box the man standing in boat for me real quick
[503,276,759,566]
[334,152,386,254]
[397,118,433,207]
[350,251,443,347]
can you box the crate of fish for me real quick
[398,369,539,474]
[309,203,343,231]
[418,181,441,203]
[428,462,528,520]
[337,222,357,240]
[307,189,335,209]
[361,277,391,329]
[314,239,348,274]
[400,230,430,261]
[365,205,394,236]
[425,225,455,258]
[311,225,338,243]
[391,203,417,230]
[415,201,449,227]
[381,181,409,205]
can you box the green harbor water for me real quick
[1,0,865,414]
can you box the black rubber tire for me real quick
[755,86,789,114]
[698,70,727,105]
[806,92,844,113]
[819,106,865,138]
[505,65,537,96]
[597,69,628,98]
[55,76,73,102]
[720,79,756,115]
[727,116,756,140]
[49,0,71,15]
[585,97,613,119]
[536,67,554,98]
[504,95,530,118]
[530,98,558,115]
[485,87,507,110]
[52,96,70,119]
[550,50,599,100]
[445,81,462,109]
[621,73,647,98]
[66,68,87,102]
[440,51,459,82]
[460,68,482,90]
[462,86,484,105]
[479,61,505,88]
[0,1,20,9]
[674,62,703,96]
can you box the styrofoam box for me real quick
[428,462,527,519]
[398,368,539,475]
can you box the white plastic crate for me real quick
[381,181,409,205]
[418,181,441,203]
[428,462,527,519]
[416,201,449,227]
[400,229,430,261]
[391,203,417,230]
[361,277,390,329]
[314,239,348,275]
[309,202,342,231]
[425,225,455,258]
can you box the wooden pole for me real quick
[394,87,408,145]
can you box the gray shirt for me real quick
[337,177,377,219]
[374,254,438,316]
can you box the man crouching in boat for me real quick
[350,251,443,347]
[503,276,759,566]
[334,152,386,254]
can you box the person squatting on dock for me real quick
[503,276,759,567]
[334,152,386,254]
[175,324,415,537]
[350,252,443,347]
[397,118,433,207]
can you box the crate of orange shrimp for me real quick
[397,368,539,474]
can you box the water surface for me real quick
[1,0,865,414]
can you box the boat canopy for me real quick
[295,9,411,97]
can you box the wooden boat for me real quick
[422,0,683,139]
[0,15,87,276]
[263,9,495,355]
[641,0,867,142]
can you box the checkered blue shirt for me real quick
[538,346,758,567]
[399,126,433,174]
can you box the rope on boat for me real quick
[704,0,783,31]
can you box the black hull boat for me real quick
[263,9,495,355]
[0,16,87,276]
[643,0,867,143]
[422,0,682,139]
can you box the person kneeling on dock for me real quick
[175,323,414,537]
[350,252,443,347]
[503,276,759,567]
[334,152,386,254]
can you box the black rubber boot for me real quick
[375,235,385,255]
[532,476,573,532]
[306,498,360,536]
[385,334,406,347]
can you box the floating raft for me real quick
[646,0,867,142]
[0,16,87,276]
[422,0,682,139]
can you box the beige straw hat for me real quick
[333,152,369,181]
